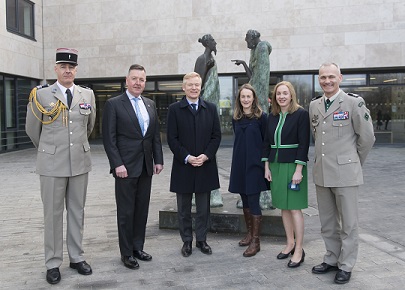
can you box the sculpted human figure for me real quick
[233,29,273,209]
[194,34,223,207]
[233,29,272,113]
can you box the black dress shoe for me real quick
[196,241,212,255]
[181,241,192,257]
[70,261,92,275]
[277,246,295,259]
[312,262,339,274]
[334,269,351,284]
[287,249,305,268]
[133,250,152,261]
[121,255,139,269]
[46,268,61,284]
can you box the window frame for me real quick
[6,0,36,41]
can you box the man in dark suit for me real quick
[167,72,221,257]
[102,64,164,269]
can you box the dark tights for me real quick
[240,193,262,215]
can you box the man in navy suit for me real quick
[102,64,164,269]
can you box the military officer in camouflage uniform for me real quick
[309,62,375,285]
[25,48,96,284]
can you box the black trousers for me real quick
[176,192,210,242]
[115,169,152,256]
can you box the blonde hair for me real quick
[271,81,301,115]
[183,72,202,84]
[233,83,263,120]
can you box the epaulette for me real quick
[311,95,322,101]
[347,92,359,98]
[35,84,49,90]
[78,85,92,90]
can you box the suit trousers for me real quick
[40,174,88,269]
[176,192,210,242]
[115,169,152,256]
[315,185,359,272]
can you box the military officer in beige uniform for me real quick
[26,48,96,284]
[309,62,375,284]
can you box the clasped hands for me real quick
[188,154,208,167]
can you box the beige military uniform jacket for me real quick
[26,82,96,177]
[309,90,375,187]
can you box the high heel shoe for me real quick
[287,249,305,268]
[276,245,295,259]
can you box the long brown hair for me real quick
[233,83,263,120]
[270,81,301,116]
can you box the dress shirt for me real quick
[127,90,149,133]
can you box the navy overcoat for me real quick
[167,96,221,194]
[228,113,269,195]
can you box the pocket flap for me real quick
[337,154,359,165]
[38,144,56,155]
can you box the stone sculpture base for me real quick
[159,191,284,237]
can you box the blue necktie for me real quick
[132,97,145,135]
[191,103,197,112]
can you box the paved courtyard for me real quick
[1,143,405,289]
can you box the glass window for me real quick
[6,0,35,40]
[219,76,233,134]
[370,73,405,85]
[5,77,16,129]
[341,74,367,86]
[283,75,313,110]
[158,81,183,91]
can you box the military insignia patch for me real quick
[364,113,369,120]
[358,101,364,107]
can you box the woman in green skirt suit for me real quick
[262,81,310,268]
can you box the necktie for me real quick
[325,99,331,111]
[191,103,197,112]
[133,97,145,135]
[66,89,73,108]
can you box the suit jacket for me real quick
[25,82,96,177]
[102,93,163,178]
[309,90,375,187]
[167,96,221,194]
[262,108,310,164]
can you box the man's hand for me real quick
[188,154,208,167]
[115,165,128,178]
[154,164,164,174]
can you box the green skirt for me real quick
[269,161,308,210]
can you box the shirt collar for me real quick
[126,89,142,101]
[57,81,74,94]
[324,89,341,103]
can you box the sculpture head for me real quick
[198,34,217,55]
[245,29,261,49]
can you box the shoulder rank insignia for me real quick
[35,84,49,90]
[79,85,92,90]
[347,92,359,98]
[311,95,322,101]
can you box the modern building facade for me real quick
[1,0,405,152]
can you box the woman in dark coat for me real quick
[229,84,268,257]
[263,81,310,268]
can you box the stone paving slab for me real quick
[1,143,405,289]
